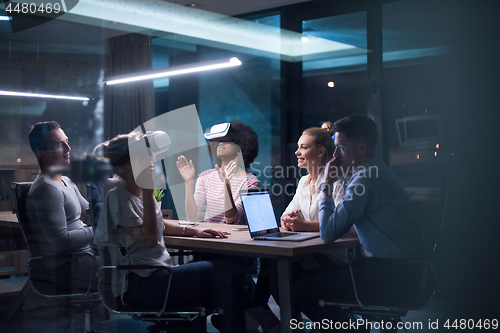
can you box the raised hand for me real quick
[176,155,196,182]
[136,161,156,190]
[215,160,237,184]
[324,156,342,186]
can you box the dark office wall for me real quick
[167,60,200,111]
[302,71,368,127]
[433,0,500,316]
[294,0,500,316]
[150,0,500,316]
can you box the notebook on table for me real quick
[240,189,320,242]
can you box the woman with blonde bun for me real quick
[257,122,356,326]
[280,122,348,232]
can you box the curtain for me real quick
[104,33,155,139]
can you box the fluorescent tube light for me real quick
[105,57,242,85]
[0,90,89,101]
[0,16,12,21]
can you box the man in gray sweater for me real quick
[26,121,99,293]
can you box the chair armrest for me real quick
[27,251,93,262]
[346,257,436,310]
[27,252,97,298]
[99,264,174,317]
[115,265,174,273]
[26,252,95,297]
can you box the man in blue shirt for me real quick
[292,115,423,332]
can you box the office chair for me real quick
[87,178,120,230]
[318,177,450,332]
[9,182,103,333]
[318,257,436,332]
[86,179,192,266]
[98,245,208,333]
[88,180,210,332]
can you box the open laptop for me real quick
[240,190,320,241]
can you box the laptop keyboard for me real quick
[263,232,298,238]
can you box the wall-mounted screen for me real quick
[396,114,442,147]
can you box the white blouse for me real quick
[282,171,350,264]
[282,170,347,221]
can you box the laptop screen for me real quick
[240,190,279,235]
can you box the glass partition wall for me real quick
[1,0,497,327]
[0,4,285,214]
[0,3,461,229]
[0,15,107,208]
[1,1,369,218]
[0,0,459,242]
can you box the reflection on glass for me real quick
[382,0,450,67]
[302,12,367,75]
[301,12,368,129]
[382,0,453,170]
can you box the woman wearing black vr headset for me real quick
[176,120,259,224]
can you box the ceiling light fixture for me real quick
[0,16,12,21]
[0,90,89,101]
[66,0,363,63]
[105,57,242,85]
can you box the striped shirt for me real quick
[193,169,260,224]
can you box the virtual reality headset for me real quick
[204,122,236,142]
[142,130,171,156]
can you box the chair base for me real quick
[143,316,208,333]
[70,298,109,333]
[347,310,406,333]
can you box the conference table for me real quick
[163,221,360,333]
[0,211,19,228]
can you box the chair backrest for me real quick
[12,181,95,296]
[11,182,67,294]
[87,178,119,228]
[98,245,168,313]
[97,245,123,311]
[10,182,42,258]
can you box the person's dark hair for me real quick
[208,120,259,169]
[95,134,130,176]
[302,122,335,165]
[28,121,61,164]
[333,115,378,154]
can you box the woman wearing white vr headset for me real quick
[176,120,259,224]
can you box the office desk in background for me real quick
[0,211,172,277]
[164,221,359,333]
[0,211,19,229]
[0,211,28,277]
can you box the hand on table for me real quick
[194,228,228,239]
[281,211,307,232]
